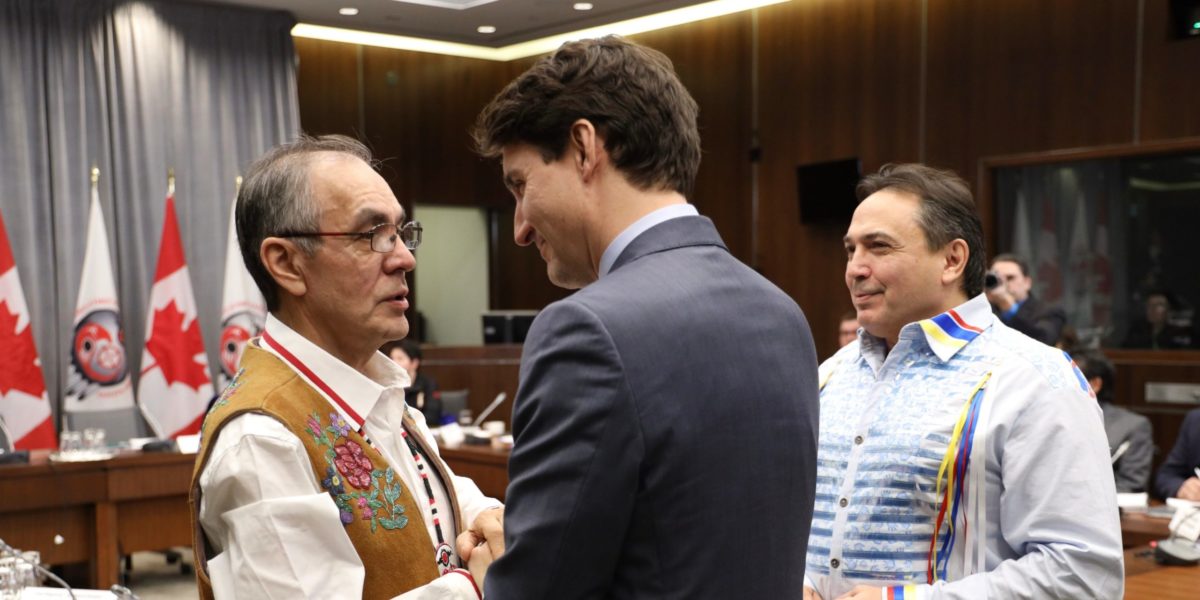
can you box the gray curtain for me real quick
[0,0,299,441]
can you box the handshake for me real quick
[455,506,506,588]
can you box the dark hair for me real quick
[840,309,858,323]
[1071,349,1114,403]
[380,338,421,362]
[473,35,701,197]
[856,163,986,297]
[237,134,374,311]
[991,253,1030,277]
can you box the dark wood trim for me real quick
[1105,349,1200,366]
[980,137,1200,169]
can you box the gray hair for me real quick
[236,134,374,311]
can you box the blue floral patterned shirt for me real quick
[804,294,1123,599]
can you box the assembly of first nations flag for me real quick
[0,211,56,450]
[138,190,214,439]
[64,183,135,413]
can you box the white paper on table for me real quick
[1169,506,1200,543]
[1116,492,1148,508]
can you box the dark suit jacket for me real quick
[404,373,441,426]
[998,294,1066,345]
[485,216,820,599]
[1155,408,1200,499]
[1100,402,1154,493]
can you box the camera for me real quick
[985,271,1001,290]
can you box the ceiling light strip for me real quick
[292,0,792,61]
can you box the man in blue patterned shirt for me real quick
[804,164,1123,600]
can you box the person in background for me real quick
[807,163,1121,600]
[191,134,502,599]
[838,309,859,348]
[985,253,1066,345]
[1123,290,1196,349]
[1072,349,1154,493]
[383,339,442,426]
[1154,408,1200,500]
[469,35,821,598]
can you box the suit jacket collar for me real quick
[609,215,727,274]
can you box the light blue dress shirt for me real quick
[805,294,1123,599]
[598,203,698,278]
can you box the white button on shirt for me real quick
[198,315,501,599]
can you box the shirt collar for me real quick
[856,294,994,367]
[598,203,699,278]
[259,314,410,431]
[914,294,994,362]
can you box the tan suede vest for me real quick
[190,344,456,599]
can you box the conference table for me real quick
[0,449,194,589]
[2,444,1197,597]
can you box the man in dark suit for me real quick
[1072,350,1154,492]
[1155,408,1200,500]
[462,35,820,599]
[986,253,1066,345]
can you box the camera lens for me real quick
[985,272,1000,289]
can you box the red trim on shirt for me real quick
[948,309,984,333]
[449,568,481,599]
[261,329,366,427]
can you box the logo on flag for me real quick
[65,183,134,413]
[218,194,265,388]
[0,212,56,450]
[138,190,214,439]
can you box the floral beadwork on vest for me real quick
[213,368,245,408]
[304,410,410,533]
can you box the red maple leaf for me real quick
[0,300,47,398]
[145,301,211,391]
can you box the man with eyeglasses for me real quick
[190,134,502,599]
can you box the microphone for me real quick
[0,537,77,599]
[472,392,508,427]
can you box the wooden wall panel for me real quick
[630,13,754,262]
[360,46,513,209]
[1109,349,1200,494]
[295,1,1199,359]
[490,204,572,310]
[756,0,923,356]
[1139,2,1200,141]
[420,345,523,429]
[295,38,361,137]
[925,0,1139,186]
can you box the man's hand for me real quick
[835,585,882,600]
[985,285,1015,312]
[456,507,505,562]
[1178,477,1200,501]
[803,585,823,600]
[467,540,494,590]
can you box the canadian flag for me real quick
[0,212,56,450]
[64,183,135,413]
[1035,198,1062,303]
[137,191,214,438]
[217,191,265,389]
[1092,198,1113,328]
[1067,194,1094,326]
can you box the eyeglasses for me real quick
[276,221,423,253]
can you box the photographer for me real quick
[986,253,1066,345]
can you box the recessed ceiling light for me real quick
[477,25,496,34]
[339,7,359,16]
[574,2,594,9]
